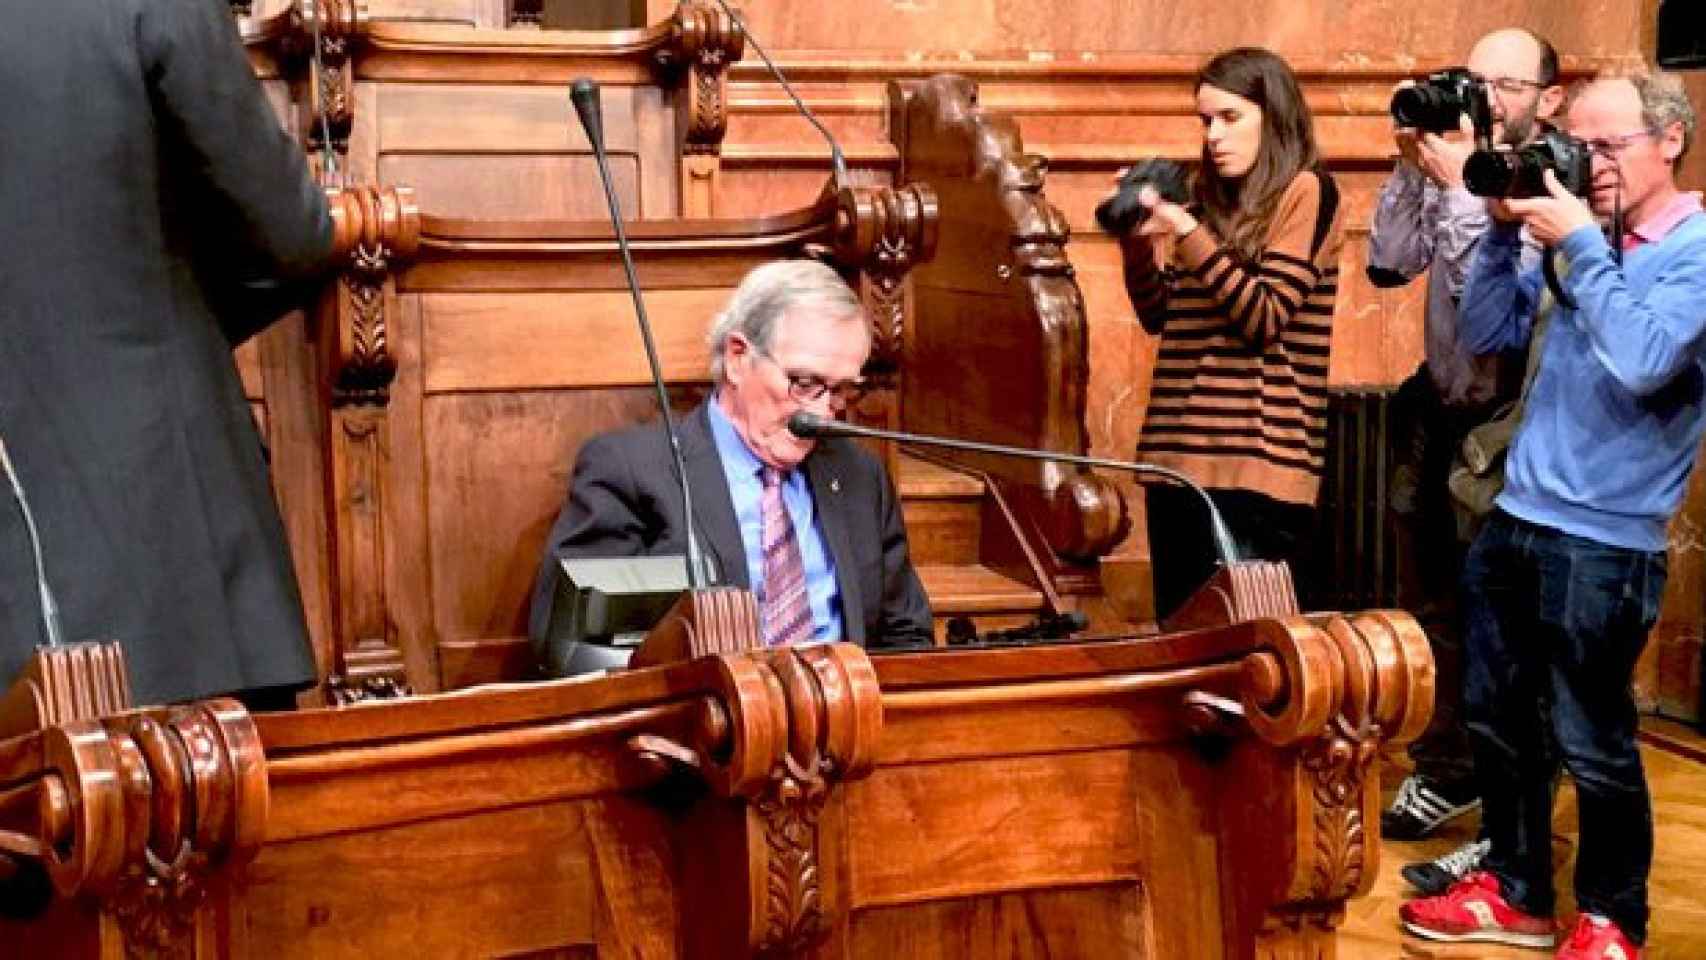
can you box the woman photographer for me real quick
[1115,47,1345,620]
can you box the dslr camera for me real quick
[1464,128,1594,199]
[1390,67,1493,134]
[1095,158,1191,236]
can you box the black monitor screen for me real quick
[535,556,688,677]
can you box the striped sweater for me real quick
[1126,171,1345,506]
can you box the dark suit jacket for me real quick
[530,404,933,649]
[0,0,331,704]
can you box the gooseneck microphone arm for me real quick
[0,436,65,648]
[706,0,848,189]
[788,412,1241,569]
[571,78,707,589]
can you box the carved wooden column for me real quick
[828,182,939,474]
[654,0,743,218]
[832,183,939,377]
[1183,600,1433,958]
[297,0,366,184]
[322,186,421,703]
[0,701,267,957]
[630,643,882,956]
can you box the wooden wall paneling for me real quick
[721,0,1648,62]
[371,83,647,220]
[542,0,648,31]
[420,387,708,658]
[1680,72,1706,192]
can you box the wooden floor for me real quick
[1339,720,1706,958]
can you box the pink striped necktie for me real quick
[759,467,813,647]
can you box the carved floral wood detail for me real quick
[754,752,830,953]
[656,0,744,157]
[298,0,364,172]
[1174,566,1434,953]
[832,184,939,374]
[317,186,420,701]
[625,641,881,956]
[0,701,267,955]
[324,186,418,406]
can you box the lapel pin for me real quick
[830,478,841,493]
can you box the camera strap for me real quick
[1309,169,1341,260]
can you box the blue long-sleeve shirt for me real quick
[1458,202,1706,552]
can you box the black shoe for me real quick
[1400,838,1491,896]
[1381,774,1481,840]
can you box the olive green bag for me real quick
[1447,306,1552,520]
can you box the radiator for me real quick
[1310,390,1398,611]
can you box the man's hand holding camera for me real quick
[1490,168,1596,245]
[1415,120,1478,190]
[1393,80,1476,190]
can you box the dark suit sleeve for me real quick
[868,456,934,649]
[527,434,654,643]
[138,0,333,282]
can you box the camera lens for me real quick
[1391,86,1456,132]
[1464,150,1518,198]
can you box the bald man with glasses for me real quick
[1369,28,1565,881]
[529,259,933,651]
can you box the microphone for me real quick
[0,436,65,648]
[572,77,709,589]
[787,412,1241,569]
[705,0,848,188]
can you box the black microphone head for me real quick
[787,411,825,437]
[570,78,603,148]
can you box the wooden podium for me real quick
[0,565,1432,958]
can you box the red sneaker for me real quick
[1555,913,1644,959]
[1399,871,1558,949]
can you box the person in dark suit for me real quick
[0,0,332,707]
[531,259,933,650]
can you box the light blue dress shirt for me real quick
[706,398,844,643]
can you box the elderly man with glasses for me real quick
[530,259,933,651]
[1399,70,1705,960]
[1369,27,1566,887]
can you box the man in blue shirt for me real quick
[531,260,934,652]
[1401,72,1705,959]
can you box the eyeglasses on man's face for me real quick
[1479,75,1547,96]
[750,345,867,408]
[1579,129,1659,156]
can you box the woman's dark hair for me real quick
[1194,47,1321,262]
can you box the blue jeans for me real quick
[1462,511,1665,944]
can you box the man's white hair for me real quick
[1570,68,1698,165]
[707,260,868,384]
